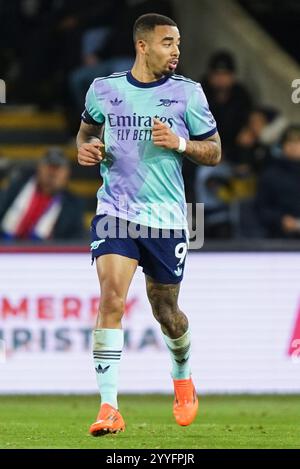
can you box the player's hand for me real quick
[152,118,179,150]
[77,138,105,166]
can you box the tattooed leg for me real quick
[145,275,188,338]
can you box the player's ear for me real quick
[136,39,147,55]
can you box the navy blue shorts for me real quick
[90,214,188,284]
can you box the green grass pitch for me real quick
[0,394,300,449]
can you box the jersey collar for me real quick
[126,71,169,88]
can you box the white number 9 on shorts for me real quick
[175,242,187,266]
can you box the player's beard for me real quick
[164,68,175,77]
[152,60,177,79]
[153,68,173,79]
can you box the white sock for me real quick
[163,329,191,380]
[93,328,124,409]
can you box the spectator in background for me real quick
[17,0,116,107]
[257,125,300,238]
[190,51,253,239]
[0,148,84,241]
[69,0,173,115]
[220,108,276,208]
[192,107,286,239]
[194,162,232,238]
[69,24,134,114]
[231,107,287,173]
[202,50,253,157]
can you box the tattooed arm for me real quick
[185,132,222,166]
[152,118,222,167]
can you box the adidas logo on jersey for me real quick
[110,97,123,106]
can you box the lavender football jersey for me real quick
[82,70,217,229]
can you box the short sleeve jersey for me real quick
[82,71,217,230]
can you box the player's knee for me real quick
[100,289,125,318]
[149,296,178,326]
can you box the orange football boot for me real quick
[89,403,125,436]
[173,377,198,426]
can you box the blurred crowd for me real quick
[0,148,83,241]
[0,1,300,241]
[183,50,300,240]
[0,0,172,131]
